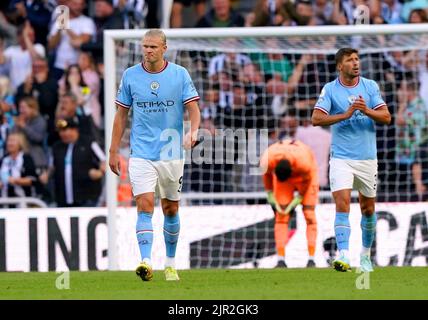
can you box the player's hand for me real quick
[267,191,284,214]
[267,191,276,207]
[352,95,369,114]
[344,104,357,119]
[109,151,121,176]
[184,130,198,150]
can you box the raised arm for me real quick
[48,30,62,51]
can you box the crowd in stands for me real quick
[0,0,427,207]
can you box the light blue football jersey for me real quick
[116,61,199,161]
[314,77,386,160]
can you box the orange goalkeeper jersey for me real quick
[260,139,318,191]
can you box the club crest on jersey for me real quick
[151,81,159,97]
[348,95,357,104]
[151,81,160,91]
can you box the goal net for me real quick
[104,25,428,269]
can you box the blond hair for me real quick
[143,29,167,45]
[0,76,11,99]
[8,132,29,153]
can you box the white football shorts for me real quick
[128,158,184,201]
[329,158,378,198]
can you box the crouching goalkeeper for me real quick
[260,138,319,268]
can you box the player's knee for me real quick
[275,213,289,224]
[361,204,375,216]
[305,214,317,227]
[162,201,179,216]
[335,199,350,213]
[307,218,317,228]
[303,207,317,226]
[136,195,154,213]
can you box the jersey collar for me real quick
[141,60,168,74]
[338,76,360,88]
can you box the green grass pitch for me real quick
[1,267,427,300]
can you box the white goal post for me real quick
[104,24,428,270]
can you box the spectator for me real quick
[96,58,105,120]
[0,132,37,200]
[278,109,298,139]
[80,0,124,64]
[396,79,428,161]
[265,54,312,116]
[0,36,11,77]
[170,0,207,28]
[195,0,245,27]
[313,0,335,25]
[294,0,316,25]
[292,53,336,110]
[0,78,13,160]
[13,96,48,170]
[394,78,428,200]
[382,50,419,82]
[0,76,17,130]
[408,8,428,22]
[58,64,94,123]
[4,21,45,91]
[331,0,380,25]
[237,62,276,130]
[15,56,58,141]
[200,86,218,121]
[295,111,332,189]
[245,0,293,27]
[378,0,404,24]
[413,139,428,201]
[78,52,102,128]
[0,10,17,45]
[208,51,252,78]
[115,0,160,29]
[47,0,96,80]
[49,117,105,207]
[212,70,234,127]
[401,0,428,23]
[55,92,101,144]
[6,0,52,47]
[207,49,252,128]
[331,0,349,25]
[418,50,428,109]
[250,38,293,84]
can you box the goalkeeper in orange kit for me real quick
[260,139,319,268]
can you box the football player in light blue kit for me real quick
[109,29,200,281]
[312,48,391,272]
